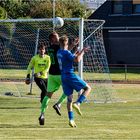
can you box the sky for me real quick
[80,0,106,9]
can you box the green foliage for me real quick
[55,0,87,18]
[0,6,7,19]
[29,0,88,18]
[0,0,91,19]
[0,0,38,19]
[30,0,53,18]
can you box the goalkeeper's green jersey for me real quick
[27,54,51,79]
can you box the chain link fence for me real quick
[109,64,140,82]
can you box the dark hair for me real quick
[49,31,58,41]
[38,43,46,49]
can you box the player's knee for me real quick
[83,84,91,92]
[46,92,53,98]
[67,96,72,103]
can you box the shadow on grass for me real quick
[0,124,66,129]
[0,124,41,128]
[0,107,38,109]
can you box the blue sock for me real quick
[68,111,74,120]
[77,94,86,104]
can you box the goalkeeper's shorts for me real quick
[47,74,62,93]
[62,73,86,96]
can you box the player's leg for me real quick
[40,79,48,103]
[38,75,55,125]
[72,84,91,115]
[38,74,62,125]
[61,79,76,127]
[34,77,48,103]
[75,78,91,104]
[55,93,66,106]
[72,75,91,115]
[64,73,91,115]
[76,84,91,103]
[39,92,51,125]
[67,95,77,128]
[37,78,50,125]
[39,75,54,113]
[53,75,67,115]
[53,93,66,116]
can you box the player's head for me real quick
[38,43,46,56]
[59,35,68,49]
[49,31,59,45]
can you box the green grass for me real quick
[0,69,140,139]
[0,68,140,81]
[0,69,26,79]
[0,84,140,139]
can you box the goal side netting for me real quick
[0,18,119,103]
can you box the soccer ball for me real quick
[53,17,64,28]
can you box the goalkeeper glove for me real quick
[25,74,31,85]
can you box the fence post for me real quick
[29,28,40,95]
[125,64,127,81]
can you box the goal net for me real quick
[82,19,117,103]
[0,18,117,103]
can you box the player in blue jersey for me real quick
[57,35,91,127]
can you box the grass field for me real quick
[0,69,140,81]
[0,84,140,140]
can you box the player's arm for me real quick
[25,57,34,85]
[74,47,90,63]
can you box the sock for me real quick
[57,93,67,105]
[77,94,86,104]
[68,111,74,120]
[40,113,44,118]
[41,96,50,113]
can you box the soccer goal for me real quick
[0,18,118,103]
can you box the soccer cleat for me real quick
[72,103,82,116]
[53,104,61,116]
[69,120,77,128]
[38,115,45,125]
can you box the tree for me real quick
[30,0,88,18]
[0,6,7,19]
[0,0,38,19]
[0,0,92,19]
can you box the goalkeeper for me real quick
[25,43,51,103]
[57,35,91,127]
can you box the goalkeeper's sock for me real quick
[57,93,67,106]
[40,113,44,117]
[41,96,50,113]
[77,94,86,104]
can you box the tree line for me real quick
[0,0,92,19]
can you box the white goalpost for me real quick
[0,18,119,103]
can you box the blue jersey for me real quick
[57,49,75,74]
[57,49,86,96]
